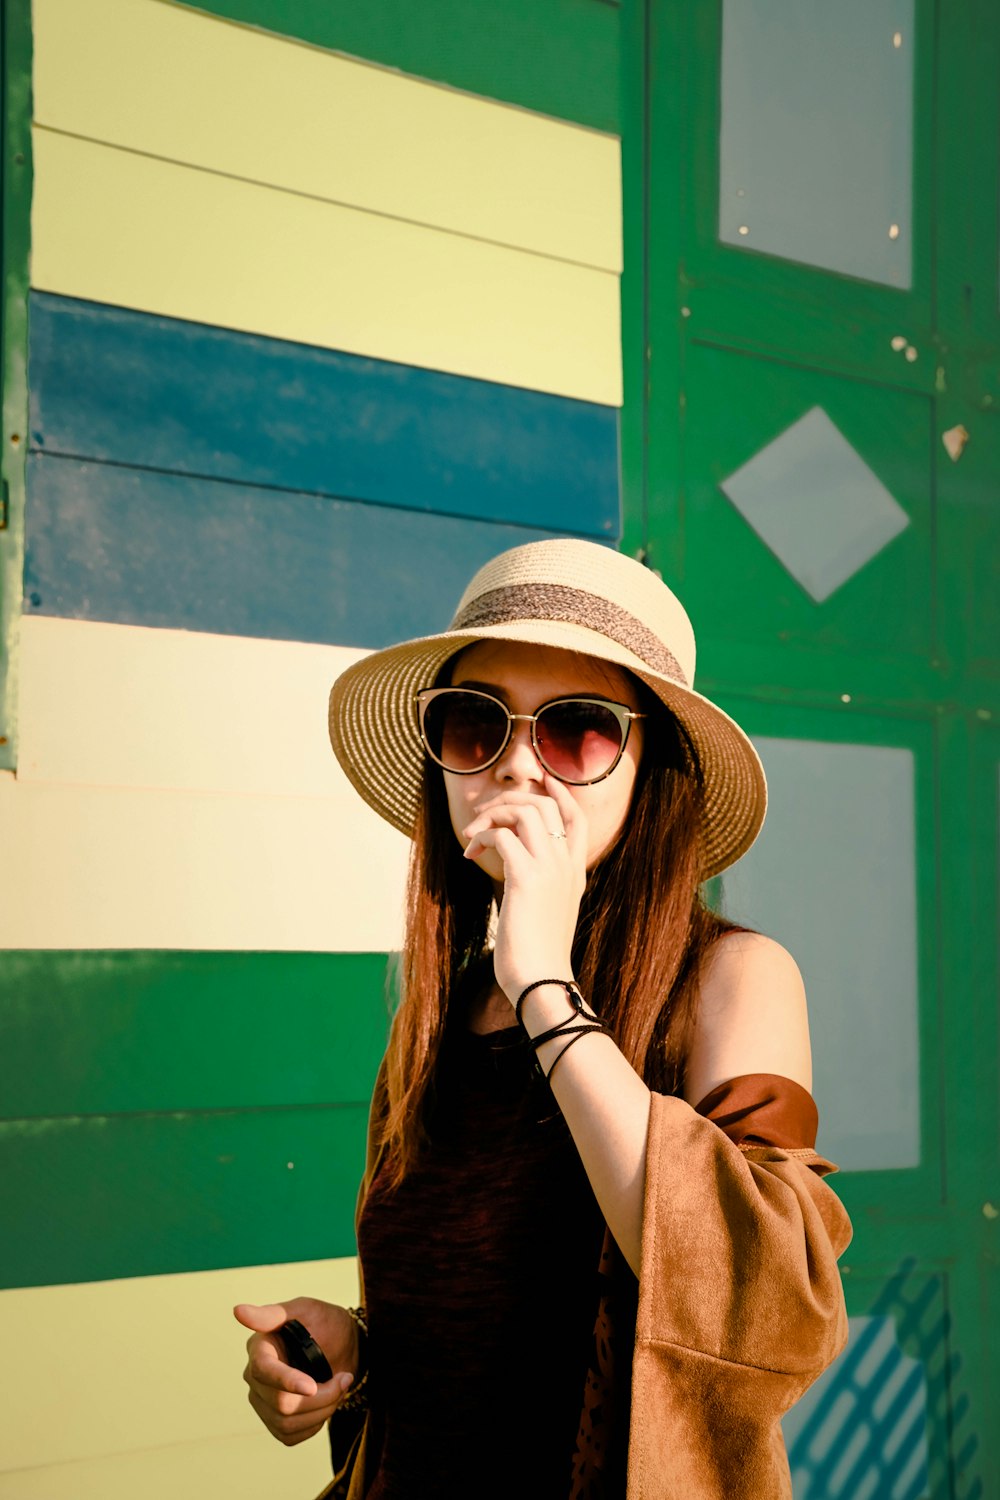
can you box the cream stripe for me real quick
[18,617,369,798]
[0,772,408,951]
[34,0,622,272]
[0,1257,358,1477]
[0,1434,330,1500]
[31,129,622,405]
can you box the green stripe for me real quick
[2,1104,368,1287]
[0,0,32,769]
[174,0,620,133]
[0,950,394,1117]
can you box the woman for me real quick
[235,538,852,1498]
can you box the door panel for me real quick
[630,0,999,1490]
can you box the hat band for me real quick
[449,582,689,686]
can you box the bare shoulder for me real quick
[681,929,813,1108]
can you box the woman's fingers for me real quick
[542,774,587,858]
[466,822,535,877]
[247,1386,333,1445]
[233,1300,289,1334]
[244,1342,316,1399]
[463,798,568,859]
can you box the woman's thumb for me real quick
[233,1301,288,1332]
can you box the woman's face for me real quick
[441,639,645,887]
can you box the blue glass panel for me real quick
[721,736,920,1172]
[720,0,915,287]
[720,406,910,603]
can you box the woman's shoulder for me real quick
[681,928,813,1107]
[702,927,804,990]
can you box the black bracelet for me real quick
[529,1016,610,1051]
[337,1306,370,1413]
[515,978,585,1029]
[545,1023,609,1081]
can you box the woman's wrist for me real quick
[514,976,582,1026]
[515,978,613,1078]
[338,1306,369,1412]
[502,965,575,1009]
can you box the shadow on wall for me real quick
[782,1257,981,1500]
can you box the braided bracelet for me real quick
[338,1305,369,1413]
[515,978,585,1029]
[529,1016,610,1051]
[546,1023,609,1081]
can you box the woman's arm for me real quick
[517,930,813,1274]
[462,775,813,1275]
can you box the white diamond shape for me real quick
[719,406,910,603]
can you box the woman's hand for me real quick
[234,1298,359,1446]
[462,773,587,1003]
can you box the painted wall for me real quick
[3,0,997,1495]
[0,0,623,1493]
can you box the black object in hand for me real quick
[276,1318,334,1381]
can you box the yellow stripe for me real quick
[19,617,367,799]
[0,770,408,951]
[0,1435,331,1500]
[34,0,622,273]
[32,129,622,404]
[0,1257,358,1482]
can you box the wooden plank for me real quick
[0,1256,359,1472]
[170,0,620,134]
[29,294,620,538]
[23,454,571,645]
[18,618,368,796]
[0,772,409,951]
[0,950,391,1119]
[0,0,33,768]
[0,1432,333,1500]
[34,0,621,271]
[31,130,623,404]
[0,1105,368,1288]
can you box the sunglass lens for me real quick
[535,702,624,783]
[423,692,508,772]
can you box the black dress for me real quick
[357,1007,610,1499]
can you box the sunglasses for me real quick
[415,687,645,786]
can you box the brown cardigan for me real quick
[319,1069,852,1500]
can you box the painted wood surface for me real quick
[2,1104,367,1287]
[171,0,620,133]
[23,454,571,644]
[31,129,622,404]
[29,294,620,537]
[0,772,409,951]
[17,618,369,796]
[0,1434,331,1500]
[34,0,622,272]
[0,950,391,1118]
[0,1255,358,1476]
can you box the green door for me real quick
[622,0,999,1493]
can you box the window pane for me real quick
[722,736,920,1172]
[719,0,915,287]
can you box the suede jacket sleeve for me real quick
[626,1076,853,1500]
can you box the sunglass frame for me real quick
[414,686,645,786]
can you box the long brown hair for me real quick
[380,677,754,1185]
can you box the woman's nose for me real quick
[493,718,544,783]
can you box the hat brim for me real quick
[328,619,766,881]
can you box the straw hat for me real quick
[328,538,766,879]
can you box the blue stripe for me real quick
[29,293,620,539]
[23,454,588,645]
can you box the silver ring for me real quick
[548,829,567,841]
